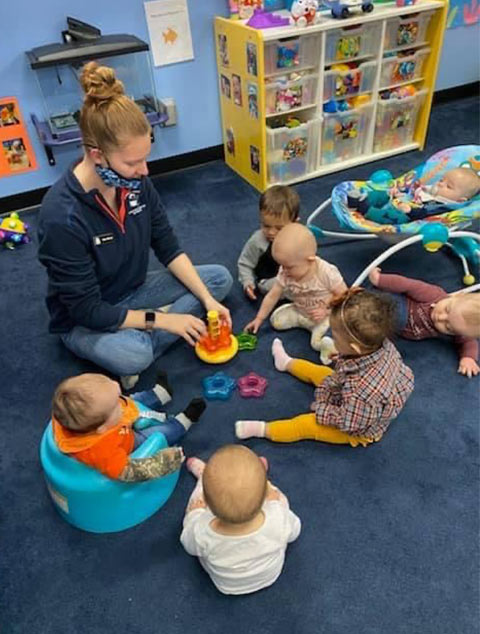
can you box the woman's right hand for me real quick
[160,313,207,346]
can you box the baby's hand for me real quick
[368,267,381,287]
[244,317,263,334]
[458,357,480,378]
[244,285,257,301]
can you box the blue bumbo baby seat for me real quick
[308,145,480,286]
[40,401,180,533]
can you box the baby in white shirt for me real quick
[180,445,301,595]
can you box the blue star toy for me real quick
[202,372,237,401]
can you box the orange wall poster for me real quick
[0,97,37,178]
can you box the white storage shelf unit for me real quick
[260,0,445,187]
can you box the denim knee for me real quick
[109,346,155,376]
[206,265,233,300]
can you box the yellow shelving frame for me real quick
[214,1,448,192]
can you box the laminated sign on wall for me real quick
[0,97,37,178]
[144,0,195,67]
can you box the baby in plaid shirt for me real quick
[236,289,414,447]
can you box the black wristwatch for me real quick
[145,311,156,331]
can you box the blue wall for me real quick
[0,0,478,199]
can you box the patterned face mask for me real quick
[95,163,142,191]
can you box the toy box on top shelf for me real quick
[384,11,434,51]
[26,24,164,141]
[267,115,321,184]
[264,35,321,75]
[324,23,381,65]
[373,89,427,152]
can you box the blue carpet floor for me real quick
[1,96,479,634]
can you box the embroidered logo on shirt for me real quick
[127,192,145,215]
[93,233,115,246]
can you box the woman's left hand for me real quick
[204,297,232,329]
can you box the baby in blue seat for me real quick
[52,372,206,481]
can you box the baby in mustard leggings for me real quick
[236,289,414,447]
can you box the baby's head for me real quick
[431,292,480,338]
[329,288,396,356]
[52,373,122,434]
[202,445,267,525]
[272,223,317,280]
[259,185,300,242]
[433,168,480,202]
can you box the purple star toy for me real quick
[237,372,268,398]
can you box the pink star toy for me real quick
[237,372,268,398]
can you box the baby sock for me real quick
[120,374,139,391]
[272,338,292,372]
[176,398,207,431]
[319,336,337,366]
[235,420,266,439]
[153,370,173,404]
[186,457,206,479]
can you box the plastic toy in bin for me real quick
[323,0,373,19]
[0,212,31,250]
[195,310,239,364]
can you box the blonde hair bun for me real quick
[80,61,125,106]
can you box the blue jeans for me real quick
[131,389,186,447]
[61,264,233,376]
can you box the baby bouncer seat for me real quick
[40,400,181,533]
[307,145,480,286]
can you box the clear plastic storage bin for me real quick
[384,12,433,51]
[265,73,318,114]
[267,117,321,184]
[321,103,373,165]
[324,24,381,64]
[380,48,430,88]
[373,89,427,152]
[264,35,320,75]
[323,61,376,101]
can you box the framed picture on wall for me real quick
[0,97,37,177]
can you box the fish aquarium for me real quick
[26,25,165,164]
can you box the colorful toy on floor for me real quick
[236,332,258,351]
[0,212,30,250]
[202,372,237,400]
[237,372,268,398]
[195,310,239,364]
